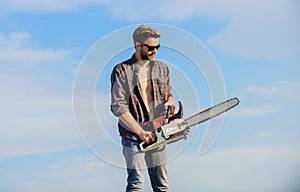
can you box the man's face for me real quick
[140,37,160,61]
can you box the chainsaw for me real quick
[139,98,240,151]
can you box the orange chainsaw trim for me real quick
[152,106,176,129]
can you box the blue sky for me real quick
[1,0,300,191]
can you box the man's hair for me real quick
[133,25,161,44]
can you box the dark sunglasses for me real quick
[141,44,160,51]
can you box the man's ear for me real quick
[135,42,141,50]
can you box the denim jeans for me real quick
[122,136,169,192]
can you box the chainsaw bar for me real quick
[185,97,239,128]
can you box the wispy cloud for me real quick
[106,0,208,22]
[0,73,82,160]
[2,1,299,62]
[229,80,300,119]
[206,0,300,60]
[0,32,71,65]
[0,31,82,160]
[169,145,300,191]
[244,81,300,102]
[256,130,300,141]
[102,0,300,61]
[0,71,117,161]
[229,105,280,119]
[245,85,278,95]
[2,145,299,191]
[0,153,126,192]
[1,0,108,13]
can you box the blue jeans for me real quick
[122,136,169,192]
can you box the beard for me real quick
[140,49,150,60]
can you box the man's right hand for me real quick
[119,111,156,144]
[137,130,156,144]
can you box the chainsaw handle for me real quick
[165,106,172,124]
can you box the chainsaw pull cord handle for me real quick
[165,106,172,125]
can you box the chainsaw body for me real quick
[139,98,240,151]
[139,102,189,151]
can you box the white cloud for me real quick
[228,80,300,119]
[1,0,108,13]
[0,47,70,64]
[244,81,300,101]
[107,0,208,22]
[2,1,299,61]
[229,104,280,119]
[0,73,83,160]
[107,0,299,60]
[0,30,118,161]
[206,0,300,60]
[0,153,126,192]
[2,145,299,192]
[169,145,300,192]
[0,32,29,46]
[256,130,300,141]
[245,85,278,95]
[0,32,71,65]
[0,72,118,161]
[0,31,82,160]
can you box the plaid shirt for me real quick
[110,54,173,141]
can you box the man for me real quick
[110,25,175,191]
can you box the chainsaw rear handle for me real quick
[165,106,172,124]
[140,107,172,152]
[139,102,183,151]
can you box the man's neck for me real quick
[139,60,150,68]
[135,54,150,67]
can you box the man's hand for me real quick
[164,96,175,109]
[137,130,156,144]
[119,112,156,144]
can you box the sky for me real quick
[1,0,300,191]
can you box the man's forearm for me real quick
[119,111,144,136]
[119,111,155,143]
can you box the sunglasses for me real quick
[141,44,160,51]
